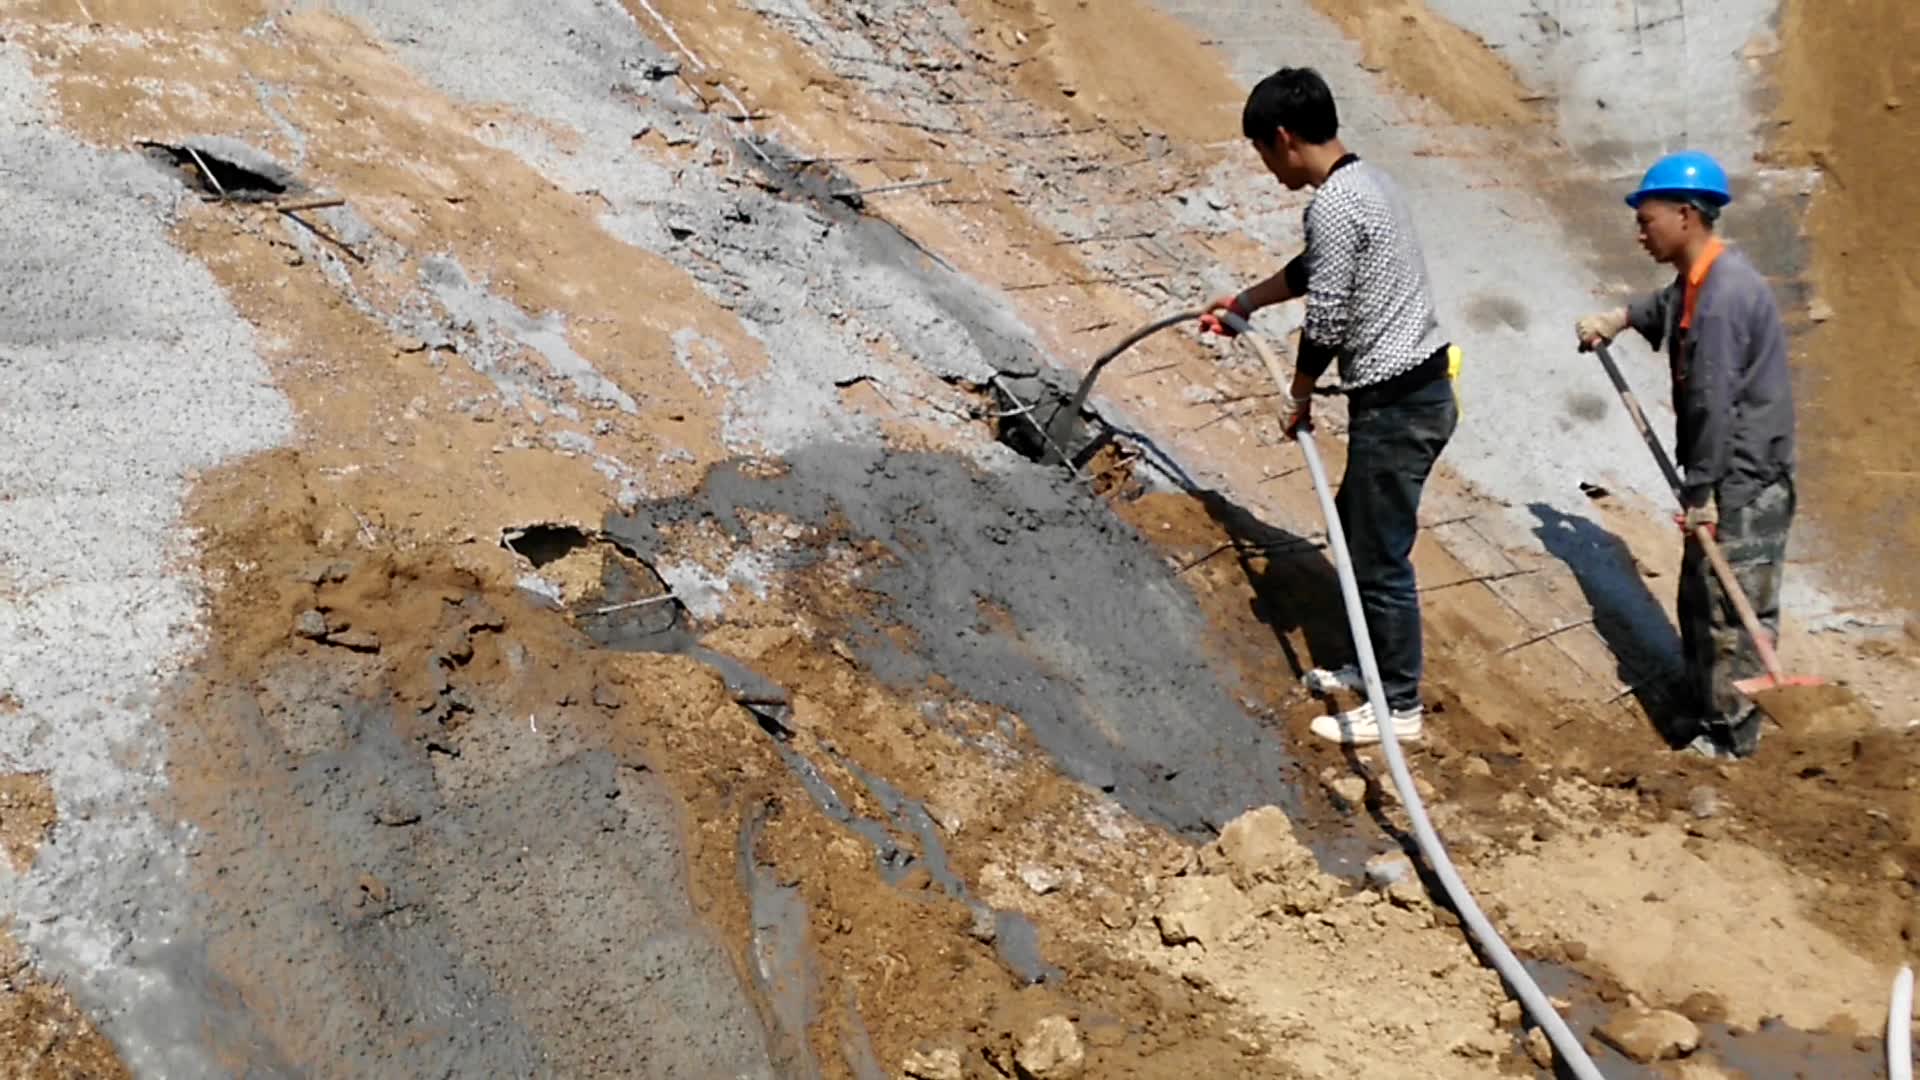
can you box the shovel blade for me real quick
[1735,673,1824,695]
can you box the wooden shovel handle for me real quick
[1592,344,1789,687]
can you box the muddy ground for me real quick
[1,1,1918,1079]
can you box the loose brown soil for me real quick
[0,792,125,1080]
[1306,0,1543,129]
[0,932,130,1080]
[0,776,54,876]
[1772,0,1920,611]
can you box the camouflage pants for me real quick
[1677,475,1795,747]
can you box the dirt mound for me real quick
[1112,475,1914,1072]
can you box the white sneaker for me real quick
[1310,701,1424,746]
[1304,664,1365,695]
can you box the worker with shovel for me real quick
[1575,150,1798,760]
[1201,67,1460,747]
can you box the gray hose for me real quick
[1184,310,1606,1078]
[1892,965,1913,1080]
[1062,309,1207,421]
[1291,424,1604,1078]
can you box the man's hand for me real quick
[1199,294,1251,337]
[1281,390,1313,439]
[1676,494,1718,539]
[1281,369,1315,439]
[1575,307,1629,352]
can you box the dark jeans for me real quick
[1678,474,1794,752]
[1335,375,1459,711]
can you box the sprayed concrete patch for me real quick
[326,0,1037,457]
[145,525,786,1078]
[609,446,1303,837]
[416,255,640,415]
[0,38,293,1076]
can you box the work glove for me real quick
[1199,294,1251,337]
[1575,307,1630,351]
[1281,390,1312,440]
[1676,494,1718,539]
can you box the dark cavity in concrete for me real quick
[606,446,1304,838]
[500,521,596,566]
[137,137,299,202]
[986,373,1119,471]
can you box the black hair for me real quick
[1241,67,1339,147]
[1644,193,1722,228]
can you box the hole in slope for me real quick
[138,140,296,202]
[980,375,1115,469]
[502,522,684,645]
[500,524,595,567]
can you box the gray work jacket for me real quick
[1626,244,1796,511]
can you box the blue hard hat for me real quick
[1625,150,1732,209]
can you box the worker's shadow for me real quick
[1094,414,1352,677]
[1528,502,1692,746]
[1191,488,1352,682]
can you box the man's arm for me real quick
[1251,254,1310,311]
[1199,255,1305,334]
[1625,288,1673,351]
[1676,309,1740,506]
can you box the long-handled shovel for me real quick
[1589,343,1820,695]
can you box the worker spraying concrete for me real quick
[1576,150,1799,761]
[1201,66,1462,747]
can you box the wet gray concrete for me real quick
[156,656,782,1079]
[738,802,825,1079]
[833,750,1061,986]
[608,446,1304,838]
[581,535,1069,987]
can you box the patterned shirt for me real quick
[1296,156,1447,390]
